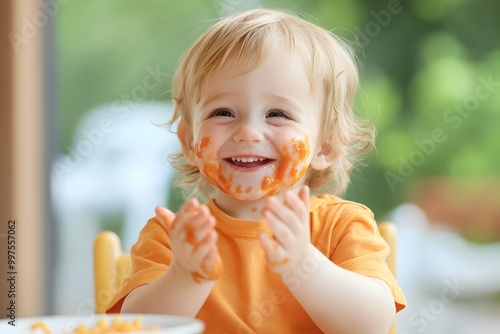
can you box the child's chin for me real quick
[227,193,263,201]
[224,189,277,201]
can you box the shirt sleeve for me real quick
[105,216,172,313]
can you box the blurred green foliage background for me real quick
[55,0,500,219]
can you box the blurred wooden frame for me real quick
[94,231,132,314]
[94,222,398,333]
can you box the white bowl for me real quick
[0,313,204,333]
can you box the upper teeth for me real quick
[231,157,265,163]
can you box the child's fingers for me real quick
[171,198,200,231]
[205,244,218,265]
[185,205,216,246]
[259,231,276,256]
[190,231,220,281]
[191,241,212,264]
[155,206,176,231]
[265,197,298,230]
[188,205,215,229]
[281,192,308,235]
[262,207,293,247]
[299,185,310,206]
[284,190,307,219]
[186,217,215,247]
[177,234,213,275]
[188,226,218,264]
[194,235,218,267]
[191,220,216,246]
[189,242,212,282]
[259,232,290,268]
[201,247,222,278]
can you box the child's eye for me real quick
[211,108,234,118]
[266,110,290,119]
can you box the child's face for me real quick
[183,52,330,200]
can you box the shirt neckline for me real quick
[206,195,325,238]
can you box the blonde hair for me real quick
[169,8,374,197]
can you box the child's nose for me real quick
[232,120,264,142]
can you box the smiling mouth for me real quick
[226,157,273,168]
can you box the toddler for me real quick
[107,8,406,333]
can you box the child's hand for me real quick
[155,199,222,283]
[259,185,312,275]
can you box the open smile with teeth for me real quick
[226,157,273,168]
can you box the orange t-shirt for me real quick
[106,194,406,333]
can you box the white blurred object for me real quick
[390,203,500,334]
[391,203,500,297]
[51,101,179,315]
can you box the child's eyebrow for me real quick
[199,93,302,114]
[200,93,232,108]
[265,94,302,113]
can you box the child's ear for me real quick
[177,120,197,166]
[310,138,339,170]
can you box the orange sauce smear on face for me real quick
[261,135,310,194]
[196,135,234,193]
[203,162,233,194]
[195,136,211,159]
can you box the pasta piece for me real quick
[31,315,158,333]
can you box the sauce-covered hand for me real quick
[155,199,223,283]
[259,185,312,275]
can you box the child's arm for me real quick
[280,246,394,334]
[121,199,221,317]
[260,186,395,334]
[121,259,216,316]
